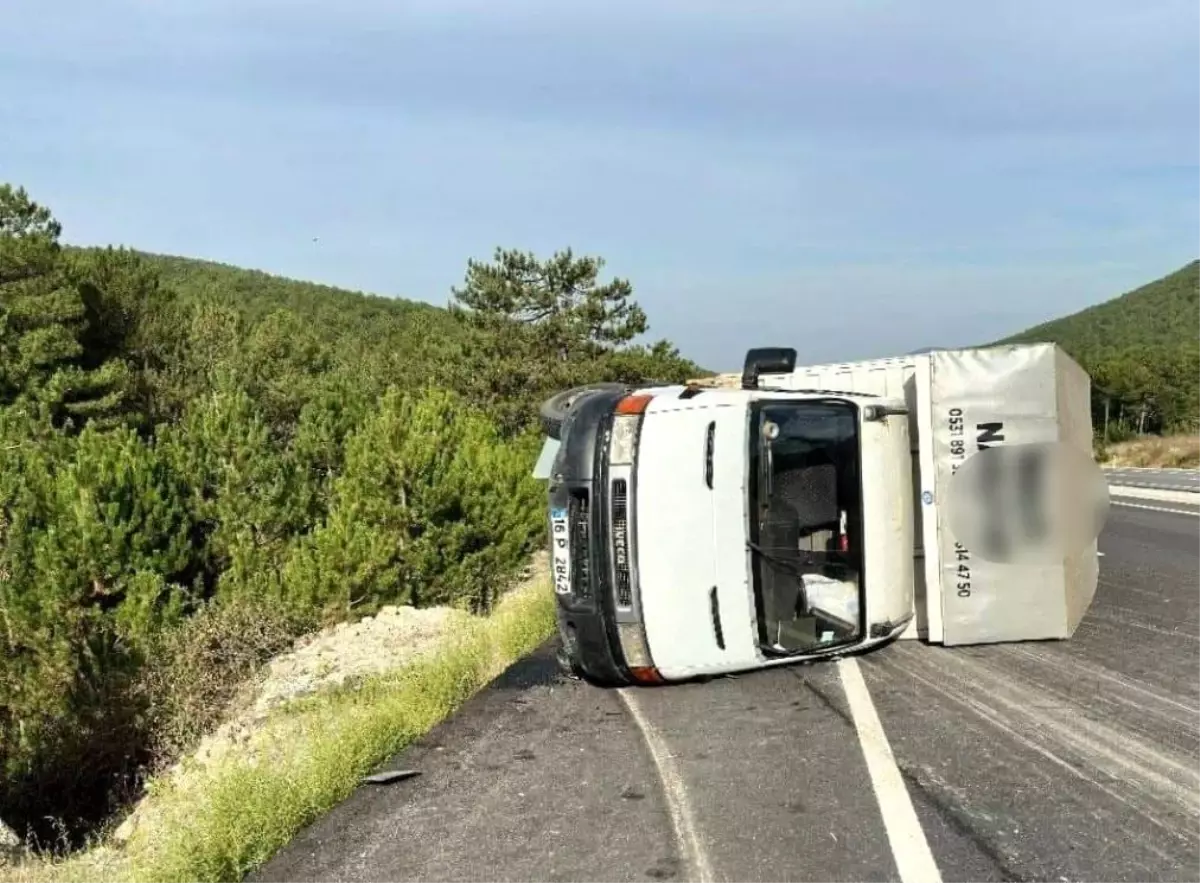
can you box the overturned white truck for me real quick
[533,342,1108,687]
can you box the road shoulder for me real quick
[252,644,680,883]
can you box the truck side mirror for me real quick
[862,404,910,422]
[742,347,798,390]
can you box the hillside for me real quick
[115,250,464,336]
[998,260,1199,358]
[3,183,698,852]
[64,247,473,396]
[996,261,1200,436]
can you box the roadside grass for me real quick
[1,576,555,883]
[1099,434,1200,469]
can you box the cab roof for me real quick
[638,384,898,408]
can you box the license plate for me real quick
[550,507,571,594]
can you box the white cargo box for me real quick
[753,343,1098,646]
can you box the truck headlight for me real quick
[617,622,652,667]
[609,414,639,465]
[617,621,663,684]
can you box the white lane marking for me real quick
[617,688,715,883]
[1111,500,1200,517]
[1104,466,1200,474]
[1108,486,1200,504]
[839,657,943,883]
[1110,481,1200,490]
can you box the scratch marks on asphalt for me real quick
[1000,644,1196,722]
[877,644,1200,850]
[839,656,944,883]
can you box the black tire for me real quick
[538,382,630,440]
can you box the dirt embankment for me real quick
[0,599,465,864]
[109,599,472,845]
[105,551,548,848]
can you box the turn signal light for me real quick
[616,394,653,415]
[629,666,665,685]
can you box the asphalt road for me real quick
[1106,467,1200,494]
[256,505,1199,883]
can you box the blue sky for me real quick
[3,0,1197,368]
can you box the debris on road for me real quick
[362,770,422,785]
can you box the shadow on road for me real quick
[490,639,564,692]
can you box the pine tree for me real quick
[447,247,696,432]
[451,247,648,360]
[0,186,134,430]
[0,185,84,403]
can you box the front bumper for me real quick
[546,389,636,688]
[555,601,628,686]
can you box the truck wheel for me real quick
[539,382,629,440]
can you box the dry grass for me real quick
[1,572,555,883]
[1099,434,1200,468]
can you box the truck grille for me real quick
[611,478,632,608]
[569,491,591,599]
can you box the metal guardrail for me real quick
[1104,468,1200,496]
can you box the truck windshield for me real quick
[747,399,864,655]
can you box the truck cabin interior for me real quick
[748,399,865,655]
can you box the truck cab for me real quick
[536,348,916,686]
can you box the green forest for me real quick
[998,260,1200,437]
[0,183,698,846]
